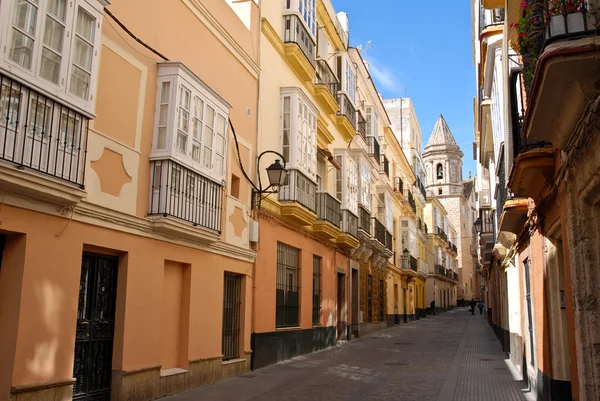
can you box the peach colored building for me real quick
[0,0,259,400]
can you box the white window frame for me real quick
[283,0,316,37]
[151,62,230,184]
[359,159,371,209]
[384,192,393,231]
[280,87,318,183]
[365,106,378,138]
[0,0,105,117]
[333,151,358,215]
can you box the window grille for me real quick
[276,243,300,328]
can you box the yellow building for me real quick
[424,198,459,313]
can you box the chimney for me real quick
[337,12,348,34]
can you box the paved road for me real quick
[163,308,533,401]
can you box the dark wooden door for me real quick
[337,273,345,340]
[73,253,119,401]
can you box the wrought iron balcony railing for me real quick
[279,169,317,212]
[394,177,404,193]
[435,264,446,276]
[316,59,338,97]
[416,177,427,199]
[435,226,448,242]
[358,205,371,235]
[519,0,596,93]
[480,207,495,235]
[380,155,390,177]
[385,229,393,252]
[417,218,422,231]
[374,218,386,247]
[149,159,224,232]
[283,14,316,67]
[410,256,418,272]
[336,92,357,129]
[453,272,459,281]
[0,74,88,187]
[341,209,359,239]
[316,191,341,227]
[366,136,380,163]
[424,223,428,235]
[403,189,416,213]
[356,110,366,141]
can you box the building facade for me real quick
[0,0,260,400]
[471,0,600,400]
[423,115,475,304]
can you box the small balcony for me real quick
[415,177,427,200]
[282,14,316,82]
[366,136,380,164]
[313,191,342,240]
[0,74,88,205]
[508,142,555,199]
[497,198,529,248]
[314,60,339,115]
[402,189,416,214]
[149,159,223,241]
[373,218,393,256]
[358,205,371,236]
[400,254,418,275]
[511,0,599,148]
[337,209,359,249]
[374,218,387,247]
[379,155,390,177]
[356,110,367,141]
[335,92,357,142]
[279,169,317,226]
[435,226,448,242]
[434,264,446,278]
[479,5,505,34]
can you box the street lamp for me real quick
[252,150,288,210]
[474,217,482,234]
[266,159,288,187]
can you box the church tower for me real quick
[423,114,475,302]
[423,114,463,196]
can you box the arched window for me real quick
[436,163,443,179]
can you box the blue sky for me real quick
[331,0,477,179]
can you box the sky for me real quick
[331,0,477,179]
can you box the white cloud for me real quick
[364,55,401,93]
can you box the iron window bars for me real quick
[316,191,341,227]
[0,73,88,187]
[276,242,300,328]
[149,159,224,232]
[312,255,321,326]
[222,273,242,361]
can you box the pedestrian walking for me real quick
[470,298,476,315]
[478,301,484,315]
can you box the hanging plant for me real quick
[548,0,584,16]
[510,1,547,93]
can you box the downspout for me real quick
[251,0,262,341]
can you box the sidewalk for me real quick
[161,308,531,401]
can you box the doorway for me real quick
[73,253,119,401]
[351,269,358,329]
[337,272,346,341]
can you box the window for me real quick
[359,160,371,208]
[312,256,321,326]
[345,59,356,104]
[384,192,393,231]
[438,188,442,195]
[222,273,242,361]
[366,107,378,137]
[334,153,358,214]
[285,0,316,36]
[280,88,317,182]
[276,243,300,328]
[2,0,102,113]
[436,163,443,179]
[152,62,230,184]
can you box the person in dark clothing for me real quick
[470,299,476,315]
[478,301,484,315]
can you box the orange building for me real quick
[0,0,260,400]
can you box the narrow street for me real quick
[163,309,532,401]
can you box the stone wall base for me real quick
[357,321,388,337]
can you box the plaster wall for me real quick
[0,205,253,398]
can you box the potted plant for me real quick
[511,1,546,93]
[547,0,589,37]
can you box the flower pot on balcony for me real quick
[547,12,586,39]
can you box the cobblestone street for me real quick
[163,308,533,401]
